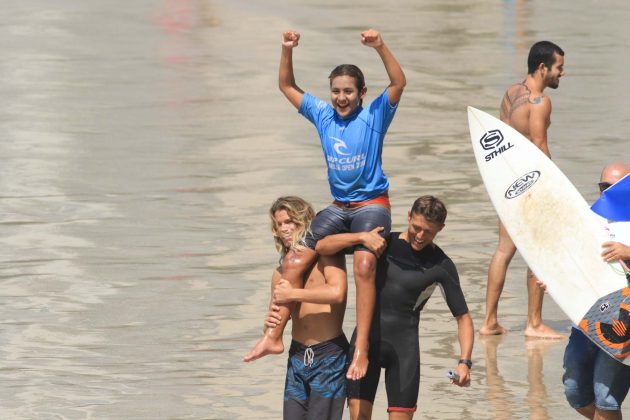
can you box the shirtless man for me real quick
[480,41,565,338]
[245,196,349,419]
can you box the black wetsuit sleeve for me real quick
[438,258,469,317]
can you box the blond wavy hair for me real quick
[269,196,315,257]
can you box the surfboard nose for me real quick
[467,106,486,127]
[467,106,481,116]
[467,106,486,132]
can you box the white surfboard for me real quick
[468,106,630,364]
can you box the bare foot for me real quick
[242,335,284,362]
[480,323,508,335]
[524,323,565,340]
[346,348,368,380]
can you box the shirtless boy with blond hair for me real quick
[245,196,349,419]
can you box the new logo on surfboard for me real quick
[479,129,515,162]
[505,171,541,199]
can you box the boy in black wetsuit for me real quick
[316,195,474,419]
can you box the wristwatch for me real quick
[458,359,473,369]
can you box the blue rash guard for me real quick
[299,89,398,202]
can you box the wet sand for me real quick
[1,0,630,418]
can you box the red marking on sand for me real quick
[156,0,193,34]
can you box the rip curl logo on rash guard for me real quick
[331,137,351,156]
[327,136,367,171]
[326,153,368,171]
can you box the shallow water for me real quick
[1,0,629,418]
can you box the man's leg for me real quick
[480,220,516,335]
[349,398,374,420]
[524,268,564,338]
[383,331,419,420]
[282,342,309,420]
[305,336,349,420]
[574,404,623,419]
[590,343,630,420]
[593,407,622,420]
[389,412,414,420]
[563,329,598,418]
[347,249,377,380]
[243,248,317,362]
[575,403,595,419]
[572,401,624,419]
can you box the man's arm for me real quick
[279,31,305,110]
[528,96,552,158]
[452,312,474,387]
[315,227,386,257]
[361,29,406,105]
[273,254,347,305]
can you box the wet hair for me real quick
[269,196,315,257]
[527,41,564,75]
[329,64,366,106]
[410,195,447,225]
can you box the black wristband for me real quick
[458,359,472,369]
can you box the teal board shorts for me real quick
[283,335,349,420]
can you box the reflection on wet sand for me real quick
[525,339,558,420]
[481,335,515,420]
[503,0,532,54]
[481,335,564,420]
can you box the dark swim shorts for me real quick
[283,335,349,420]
